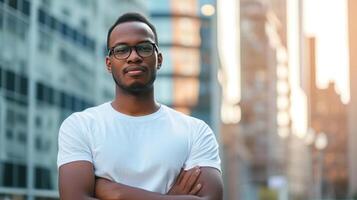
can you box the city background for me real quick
[0,0,356,199]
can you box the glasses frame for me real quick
[108,42,159,60]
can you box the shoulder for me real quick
[60,102,110,130]
[161,104,209,130]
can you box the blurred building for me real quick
[148,0,215,124]
[0,0,147,199]
[348,0,357,197]
[238,0,291,198]
[306,37,349,198]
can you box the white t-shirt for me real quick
[57,102,221,194]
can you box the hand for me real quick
[167,166,202,195]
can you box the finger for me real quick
[189,183,202,195]
[183,167,201,192]
[179,168,196,188]
[175,168,185,184]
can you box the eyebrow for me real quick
[111,40,153,48]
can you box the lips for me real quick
[124,66,147,76]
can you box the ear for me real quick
[157,52,163,70]
[105,56,112,73]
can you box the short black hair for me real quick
[106,12,158,51]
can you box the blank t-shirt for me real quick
[57,102,221,194]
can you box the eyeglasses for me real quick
[108,42,158,60]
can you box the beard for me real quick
[112,72,156,95]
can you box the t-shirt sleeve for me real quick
[184,120,221,172]
[57,113,93,168]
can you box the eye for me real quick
[137,43,153,52]
[113,45,129,54]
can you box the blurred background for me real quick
[0,0,356,199]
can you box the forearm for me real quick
[95,179,205,200]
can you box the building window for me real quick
[38,30,52,52]
[0,66,3,88]
[8,0,18,10]
[60,91,66,109]
[6,13,17,35]
[49,15,57,30]
[0,7,3,29]
[60,22,68,37]
[0,162,27,188]
[35,166,52,189]
[6,129,13,140]
[46,85,54,104]
[36,82,44,101]
[6,109,15,125]
[2,162,14,186]
[5,71,15,91]
[16,113,26,125]
[22,0,30,16]
[17,131,27,143]
[38,8,46,24]
[19,74,28,96]
[35,136,42,151]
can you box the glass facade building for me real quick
[0,0,147,199]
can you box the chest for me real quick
[91,121,190,179]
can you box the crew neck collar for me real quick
[107,101,164,122]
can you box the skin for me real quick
[58,21,223,200]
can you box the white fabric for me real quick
[57,102,221,194]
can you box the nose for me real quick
[127,47,143,63]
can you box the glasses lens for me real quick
[136,43,154,57]
[112,45,130,59]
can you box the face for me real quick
[105,21,163,94]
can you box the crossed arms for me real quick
[58,161,223,200]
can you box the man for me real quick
[57,12,223,200]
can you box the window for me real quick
[17,112,27,125]
[67,26,74,41]
[6,13,17,34]
[35,136,42,151]
[36,82,44,101]
[60,91,66,108]
[1,163,28,187]
[38,9,46,24]
[5,70,15,92]
[73,29,79,41]
[35,116,42,128]
[17,164,27,187]
[60,22,69,37]
[0,67,2,87]
[35,166,52,189]
[19,74,28,96]
[9,0,18,10]
[6,109,15,124]
[49,16,57,30]
[46,85,54,104]
[6,129,13,140]
[3,162,14,186]
[0,6,3,29]
[22,0,30,16]
[70,95,76,111]
[38,30,52,52]
[17,131,27,143]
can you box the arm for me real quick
[58,161,97,200]
[95,167,223,200]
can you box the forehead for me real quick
[109,21,155,46]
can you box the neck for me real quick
[111,86,160,116]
